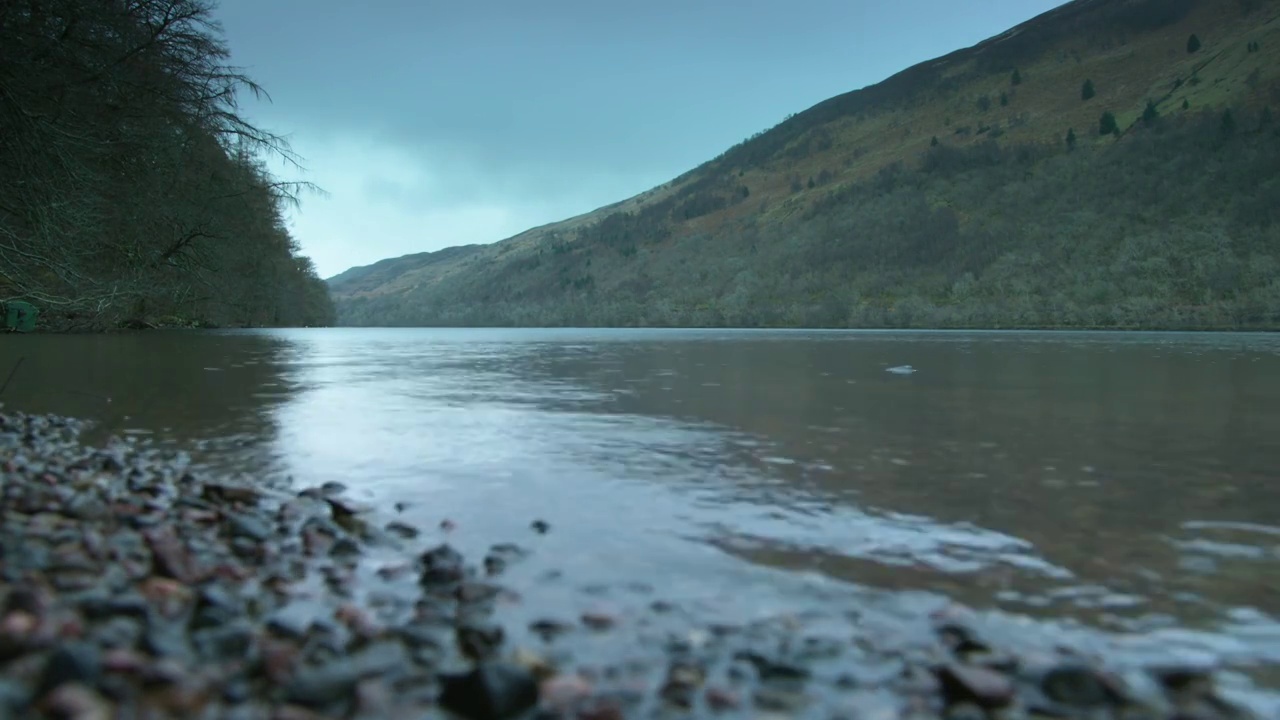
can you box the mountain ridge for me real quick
[330,0,1280,329]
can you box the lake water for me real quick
[3,328,1279,702]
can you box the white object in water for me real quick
[886,365,917,375]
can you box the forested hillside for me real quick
[1,0,334,331]
[332,0,1280,330]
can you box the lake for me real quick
[3,328,1279,700]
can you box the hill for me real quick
[330,0,1280,330]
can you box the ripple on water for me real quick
[51,327,1276,709]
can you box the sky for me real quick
[213,0,1067,279]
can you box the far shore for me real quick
[8,322,1280,336]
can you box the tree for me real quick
[1142,100,1160,127]
[1066,128,1077,150]
[1187,34,1201,53]
[1099,111,1119,136]
[931,136,940,147]
[1000,92,1010,107]
[1222,108,1236,136]
[1183,99,1191,110]
[0,0,333,329]
[1082,79,1096,101]
[1011,69,1022,86]
[977,95,992,112]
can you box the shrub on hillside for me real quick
[1100,111,1119,135]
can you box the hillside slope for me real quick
[331,0,1280,329]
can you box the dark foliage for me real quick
[1143,101,1160,127]
[0,0,334,330]
[1100,111,1119,135]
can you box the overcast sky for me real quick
[213,0,1066,278]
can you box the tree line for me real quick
[0,0,334,330]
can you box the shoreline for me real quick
[0,408,1275,719]
[7,323,1280,336]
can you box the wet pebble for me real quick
[1038,662,1123,707]
[0,679,29,718]
[736,651,811,683]
[201,482,262,506]
[484,543,530,575]
[457,620,506,661]
[659,661,706,708]
[385,521,419,540]
[226,513,273,542]
[936,662,1015,708]
[87,616,142,650]
[439,662,539,720]
[529,618,575,641]
[581,611,618,631]
[41,682,111,720]
[192,620,254,661]
[284,658,364,707]
[329,536,362,558]
[420,544,466,586]
[39,642,101,696]
[266,605,315,640]
[0,409,1273,720]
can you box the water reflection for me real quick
[0,330,300,477]
[3,328,1279,662]
[486,331,1280,628]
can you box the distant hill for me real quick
[330,0,1280,330]
[326,244,483,297]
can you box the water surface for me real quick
[3,328,1279,694]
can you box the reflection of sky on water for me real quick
[262,329,1077,599]
[256,329,1280,639]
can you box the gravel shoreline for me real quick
[0,408,1271,720]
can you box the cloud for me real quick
[261,129,667,278]
[214,0,1070,277]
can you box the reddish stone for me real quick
[103,648,149,673]
[541,674,593,712]
[705,686,741,711]
[260,637,299,684]
[580,611,617,631]
[143,525,204,583]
